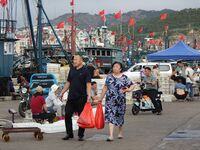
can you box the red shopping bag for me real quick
[95,102,105,129]
[77,102,95,128]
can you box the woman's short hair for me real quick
[111,61,124,73]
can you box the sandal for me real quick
[117,136,124,139]
[117,134,124,139]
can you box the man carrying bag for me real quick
[60,55,91,141]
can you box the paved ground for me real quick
[1,98,200,150]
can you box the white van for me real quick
[124,62,173,81]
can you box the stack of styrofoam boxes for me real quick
[159,76,171,94]
[159,75,175,102]
[47,63,61,82]
[169,79,175,94]
[92,79,106,105]
[60,66,70,83]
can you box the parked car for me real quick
[124,62,173,81]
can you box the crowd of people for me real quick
[28,55,164,142]
[12,55,200,142]
[171,61,200,101]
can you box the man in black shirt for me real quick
[60,55,91,141]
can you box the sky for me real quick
[42,0,200,18]
[1,0,200,27]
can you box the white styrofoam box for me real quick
[161,94,175,102]
[47,63,61,74]
[169,85,175,94]
[13,107,104,133]
[47,63,61,68]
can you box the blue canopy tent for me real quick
[147,41,200,61]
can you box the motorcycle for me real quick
[18,87,30,118]
[131,82,162,115]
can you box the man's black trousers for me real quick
[65,98,87,138]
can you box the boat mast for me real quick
[37,0,43,73]
[24,0,38,72]
[71,0,76,55]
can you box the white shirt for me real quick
[153,68,160,80]
[46,91,63,108]
[185,67,194,83]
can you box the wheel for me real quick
[132,105,140,115]
[18,102,27,118]
[36,133,43,141]
[34,132,38,138]
[3,134,10,142]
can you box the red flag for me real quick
[160,13,168,20]
[56,21,65,29]
[149,32,154,37]
[127,39,133,45]
[128,18,135,27]
[111,31,116,36]
[70,0,74,6]
[149,39,155,45]
[121,37,126,43]
[68,17,72,23]
[179,35,185,41]
[138,26,143,33]
[99,10,105,17]
[101,15,106,22]
[114,10,122,19]
[164,25,169,31]
[0,0,7,7]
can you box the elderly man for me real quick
[60,55,91,141]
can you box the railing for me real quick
[0,19,17,39]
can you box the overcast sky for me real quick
[42,0,200,18]
[6,0,200,27]
[17,0,200,18]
